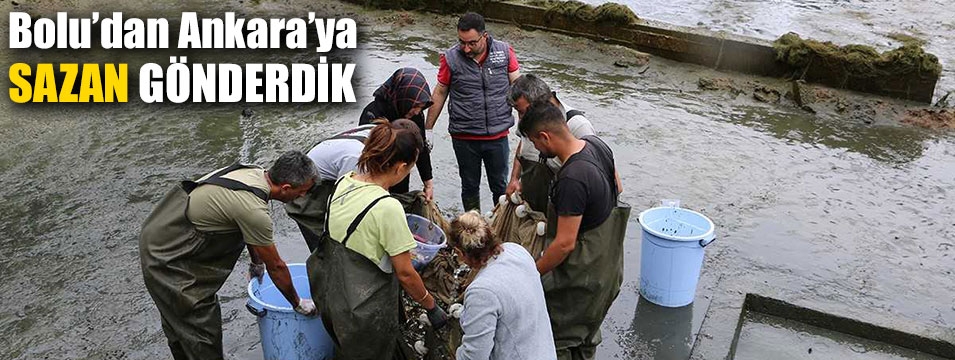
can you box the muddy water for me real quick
[584,0,955,101]
[1,1,954,359]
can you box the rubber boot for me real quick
[462,196,481,212]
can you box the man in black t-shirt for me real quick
[518,102,625,360]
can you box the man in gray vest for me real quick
[426,12,521,212]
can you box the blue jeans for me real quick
[452,137,510,212]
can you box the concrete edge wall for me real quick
[349,0,939,103]
[741,294,955,359]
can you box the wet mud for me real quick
[902,109,955,129]
[1,0,954,360]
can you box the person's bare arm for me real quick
[426,84,449,130]
[615,170,623,194]
[392,252,436,309]
[535,215,582,274]
[250,244,300,307]
[506,141,523,197]
[247,244,262,264]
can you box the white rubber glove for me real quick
[294,299,317,316]
[425,129,434,151]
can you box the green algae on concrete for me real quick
[773,32,942,79]
[527,0,639,26]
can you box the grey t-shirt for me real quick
[517,102,595,171]
[307,125,374,181]
[456,243,557,360]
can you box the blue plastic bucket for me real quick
[407,214,447,270]
[247,263,335,360]
[638,207,716,308]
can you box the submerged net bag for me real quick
[393,192,473,359]
[490,194,548,260]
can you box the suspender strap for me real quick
[329,135,369,142]
[557,138,618,201]
[342,195,391,246]
[195,163,269,202]
[321,176,349,236]
[580,137,619,201]
[565,109,585,121]
[321,175,392,245]
[334,124,375,138]
[310,125,375,149]
[200,177,269,202]
[205,163,247,179]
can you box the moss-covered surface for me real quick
[528,0,639,26]
[773,32,942,79]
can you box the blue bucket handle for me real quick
[699,237,716,248]
[246,301,267,317]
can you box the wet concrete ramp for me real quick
[730,294,955,360]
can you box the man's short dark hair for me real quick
[457,12,486,33]
[508,74,553,106]
[518,102,565,138]
[269,151,317,187]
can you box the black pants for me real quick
[451,136,509,211]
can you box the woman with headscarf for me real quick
[359,67,435,199]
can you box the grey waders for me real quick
[543,138,630,360]
[306,178,404,360]
[139,164,269,360]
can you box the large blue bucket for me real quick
[247,263,335,360]
[638,207,716,308]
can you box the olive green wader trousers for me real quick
[544,136,630,360]
[307,179,403,359]
[140,164,268,360]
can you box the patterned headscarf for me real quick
[373,68,433,118]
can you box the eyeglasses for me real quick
[458,33,486,48]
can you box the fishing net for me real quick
[393,192,474,359]
[489,195,548,260]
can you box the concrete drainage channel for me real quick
[726,294,955,360]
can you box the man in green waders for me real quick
[140,151,319,360]
[519,103,630,360]
[505,74,598,212]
